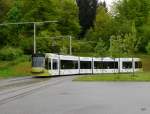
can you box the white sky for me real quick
[100,0,113,5]
[99,0,116,10]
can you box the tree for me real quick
[85,4,113,48]
[76,0,98,38]
[146,42,150,54]
[57,0,80,37]
[109,22,140,57]
[4,0,23,47]
[0,0,13,22]
[122,22,140,55]
[0,0,81,53]
[109,35,124,57]
[6,0,22,22]
[95,39,107,56]
[113,0,150,52]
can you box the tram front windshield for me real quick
[32,54,45,68]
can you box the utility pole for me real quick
[34,23,36,54]
[0,21,58,54]
[69,35,72,55]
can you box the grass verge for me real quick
[74,54,150,82]
[0,56,32,79]
[74,72,150,82]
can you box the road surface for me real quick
[0,76,150,114]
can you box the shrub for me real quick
[0,47,23,61]
[78,41,94,53]
[95,39,107,56]
[20,38,33,54]
[146,42,150,54]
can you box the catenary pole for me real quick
[69,35,72,55]
[0,21,58,54]
[34,23,36,54]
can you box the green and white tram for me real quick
[32,53,142,76]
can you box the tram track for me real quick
[0,76,72,105]
[0,78,49,96]
[0,76,33,87]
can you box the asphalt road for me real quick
[0,76,150,114]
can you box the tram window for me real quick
[107,62,118,69]
[94,61,103,69]
[45,58,48,69]
[49,60,51,70]
[80,61,91,69]
[45,58,51,69]
[135,61,142,68]
[61,60,78,69]
[95,62,118,69]
[123,62,132,69]
[53,59,58,70]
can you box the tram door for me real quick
[52,59,59,75]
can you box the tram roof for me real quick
[45,53,140,61]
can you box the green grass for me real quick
[0,56,32,79]
[74,72,150,82]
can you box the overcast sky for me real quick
[99,0,116,10]
[100,0,114,5]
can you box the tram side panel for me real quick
[134,59,143,72]
[93,58,119,74]
[59,55,79,75]
[102,58,119,74]
[119,58,142,73]
[45,53,60,76]
[93,58,103,74]
[79,57,92,74]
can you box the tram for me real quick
[32,53,142,76]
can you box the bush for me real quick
[78,41,94,53]
[20,38,33,54]
[0,47,23,61]
[95,39,107,56]
[146,42,150,54]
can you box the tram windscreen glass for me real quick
[123,62,132,69]
[94,61,118,69]
[61,60,78,69]
[135,61,142,68]
[32,56,45,68]
[80,61,91,69]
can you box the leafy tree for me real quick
[6,0,22,22]
[109,22,140,57]
[109,35,124,57]
[0,0,13,22]
[113,0,150,52]
[1,0,150,56]
[85,4,113,50]
[57,0,80,37]
[95,39,107,56]
[146,42,150,54]
[76,0,98,38]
